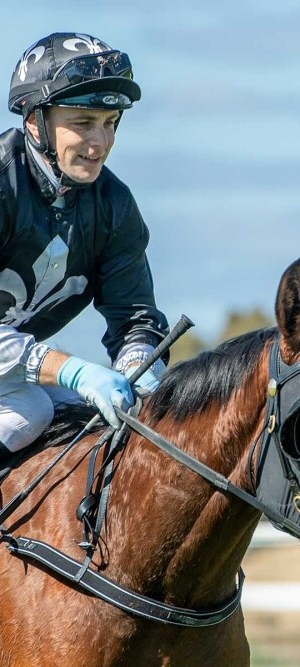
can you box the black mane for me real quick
[39,404,103,448]
[148,327,277,422]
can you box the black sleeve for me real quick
[93,191,169,363]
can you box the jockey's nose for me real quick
[88,123,114,155]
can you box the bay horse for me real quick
[1,259,300,667]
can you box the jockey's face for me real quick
[27,106,119,183]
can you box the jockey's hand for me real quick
[115,343,166,396]
[124,366,160,394]
[57,356,134,429]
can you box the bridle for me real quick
[2,336,300,627]
[252,337,300,525]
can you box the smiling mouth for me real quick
[78,155,101,163]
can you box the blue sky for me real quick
[1,1,300,363]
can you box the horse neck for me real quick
[106,346,269,608]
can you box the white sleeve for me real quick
[0,324,50,383]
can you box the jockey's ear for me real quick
[275,258,300,360]
[25,112,40,143]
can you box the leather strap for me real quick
[6,535,245,627]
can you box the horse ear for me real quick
[275,258,300,354]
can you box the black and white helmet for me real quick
[9,32,141,118]
[8,33,141,186]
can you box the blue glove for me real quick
[115,343,166,395]
[124,366,159,393]
[57,356,134,429]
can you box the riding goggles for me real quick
[53,51,134,85]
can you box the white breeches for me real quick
[0,381,85,452]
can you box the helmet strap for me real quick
[25,108,62,178]
[35,108,62,176]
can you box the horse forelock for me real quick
[148,327,277,422]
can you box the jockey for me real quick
[0,32,168,460]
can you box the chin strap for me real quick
[25,109,58,169]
